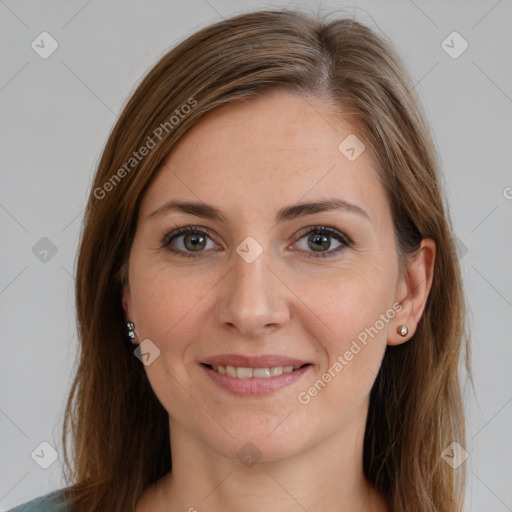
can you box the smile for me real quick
[206,364,306,379]
[200,363,312,396]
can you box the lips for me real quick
[201,361,312,396]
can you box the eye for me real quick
[161,226,218,258]
[161,225,351,259]
[292,226,351,258]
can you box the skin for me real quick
[123,88,435,512]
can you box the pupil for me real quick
[310,234,329,251]
[186,234,205,251]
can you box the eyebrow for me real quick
[147,198,371,223]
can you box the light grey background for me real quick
[1,0,511,510]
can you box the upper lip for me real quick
[201,354,311,368]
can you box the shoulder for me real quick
[4,488,70,512]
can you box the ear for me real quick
[389,238,436,346]
[122,284,139,345]
[122,284,134,321]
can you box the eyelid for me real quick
[161,225,221,253]
[161,225,216,246]
[289,225,351,258]
[292,225,352,246]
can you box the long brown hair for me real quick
[62,7,471,511]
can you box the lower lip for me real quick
[200,364,312,396]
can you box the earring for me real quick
[126,321,137,341]
[397,324,408,337]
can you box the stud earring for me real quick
[397,324,408,337]
[126,321,137,341]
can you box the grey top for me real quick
[5,489,70,512]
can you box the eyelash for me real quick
[161,225,352,259]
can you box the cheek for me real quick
[129,255,212,345]
[299,260,395,337]
[128,264,211,418]
[295,265,394,402]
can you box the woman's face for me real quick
[123,89,408,460]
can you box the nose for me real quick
[215,244,291,337]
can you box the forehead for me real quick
[139,89,390,228]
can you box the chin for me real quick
[203,423,314,463]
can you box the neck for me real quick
[141,402,388,512]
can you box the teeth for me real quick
[237,367,253,378]
[253,367,271,378]
[210,364,301,379]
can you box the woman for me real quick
[8,7,470,512]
